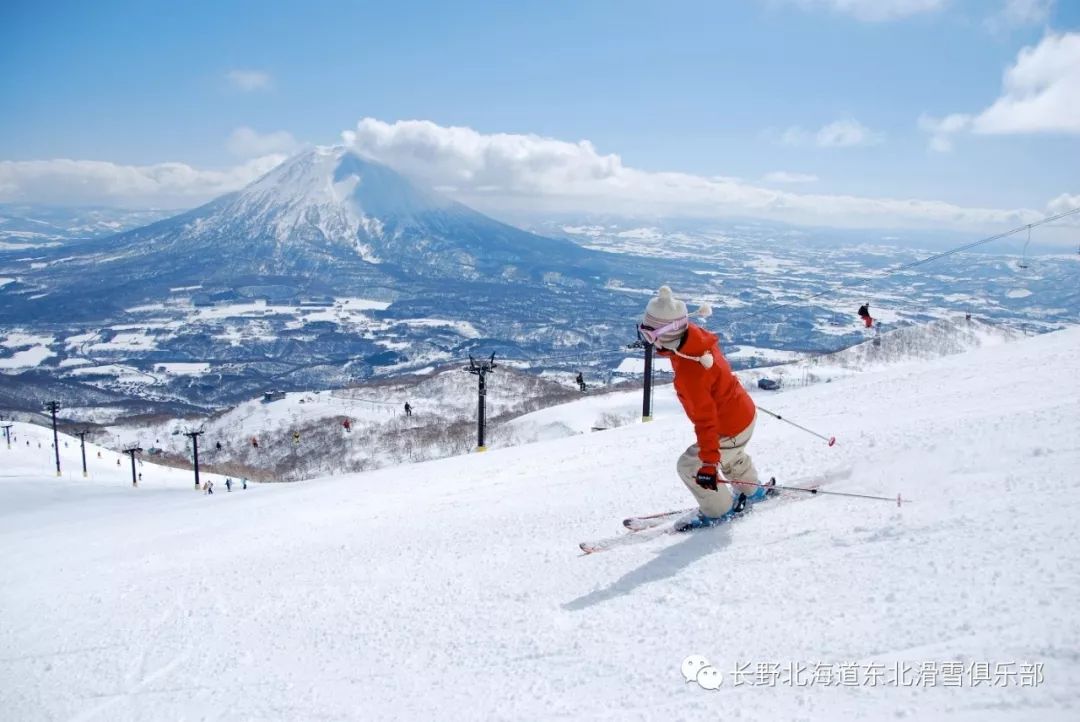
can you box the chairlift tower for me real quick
[184,429,205,490]
[466,353,497,451]
[122,446,143,487]
[75,429,91,477]
[627,338,654,422]
[44,401,61,476]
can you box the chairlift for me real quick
[1017,225,1031,270]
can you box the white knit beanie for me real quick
[642,286,689,344]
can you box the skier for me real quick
[251,436,259,449]
[342,418,351,432]
[206,479,214,495]
[639,286,765,531]
[857,302,874,329]
[216,441,222,450]
[404,402,412,418]
[242,477,248,490]
[226,477,232,492]
[576,371,587,393]
[292,431,300,446]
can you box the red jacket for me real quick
[657,323,756,466]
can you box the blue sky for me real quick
[0,0,1077,236]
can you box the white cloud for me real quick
[0,155,286,208]
[779,118,883,147]
[227,127,298,158]
[917,112,973,152]
[816,118,884,147]
[920,32,1080,149]
[763,171,820,183]
[225,69,273,92]
[986,0,1055,32]
[784,0,948,22]
[974,32,1080,133]
[1047,192,1080,215]
[342,117,1055,234]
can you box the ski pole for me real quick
[757,406,836,446]
[734,478,907,507]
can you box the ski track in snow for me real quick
[1,328,1079,720]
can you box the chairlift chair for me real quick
[1017,225,1031,270]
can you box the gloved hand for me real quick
[695,465,719,491]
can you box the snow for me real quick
[2,328,1079,720]
[1,331,55,349]
[0,345,54,369]
[1007,288,1034,299]
[615,355,673,374]
[154,362,211,376]
[0,276,14,288]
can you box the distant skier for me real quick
[638,286,764,531]
[251,436,259,449]
[206,479,214,495]
[404,402,412,418]
[857,302,874,328]
[342,418,351,432]
[242,477,248,490]
[576,371,587,393]
[292,431,300,446]
[216,441,222,450]
[226,477,232,492]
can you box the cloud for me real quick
[763,171,820,183]
[917,112,972,152]
[782,0,948,22]
[0,155,286,208]
[225,69,273,92]
[1047,192,1080,216]
[779,118,883,147]
[985,0,1055,32]
[920,32,1080,149]
[227,127,298,158]
[342,117,1057,235]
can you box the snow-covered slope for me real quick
[2,327,1079,720]
[735,315,1027,388]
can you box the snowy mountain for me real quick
[3,324,1078,720]
[0,148,672,407]
[3,147,625,321]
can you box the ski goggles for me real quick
[637,316,688,345]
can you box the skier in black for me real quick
[576,371,587,393]
[404,402,412,417]
[226,477,232,492]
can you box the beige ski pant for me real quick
[676,415,760,517]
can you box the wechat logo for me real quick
[681,655,723,690]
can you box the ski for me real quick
[622,508,691,532]
[581,471,849,555]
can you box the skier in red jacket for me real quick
[639,286,766,530]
